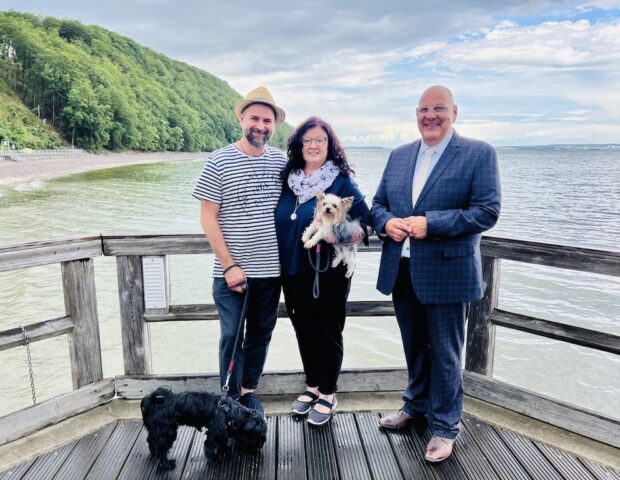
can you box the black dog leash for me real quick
[308,243,330,299]
[220,283,251,403]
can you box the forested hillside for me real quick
[0,11,291,151]
[0,76,63,149]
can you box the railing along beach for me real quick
[0,234,618,448]
[0,148,86,162]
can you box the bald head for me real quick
[419,85,454,106]
[416,85,458,146]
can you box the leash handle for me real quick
[220,284,250,400]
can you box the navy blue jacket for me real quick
[371,132,501,304]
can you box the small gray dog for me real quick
[302,192,360,278]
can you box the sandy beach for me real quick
[0,151,207,186]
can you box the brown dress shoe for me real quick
[424,435,455,463]
[379,410,427,431]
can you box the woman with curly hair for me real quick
[275,116,371,425]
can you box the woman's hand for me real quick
[326,225,365,246]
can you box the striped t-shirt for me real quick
[193,144,286,278]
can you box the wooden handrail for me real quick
[492,309,620,355]
[2,233,618,273]
[0,316,73,351]
[0,234,103,272]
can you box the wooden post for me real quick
[465,256,500,376]
[62,258,103,389]
[116,255,152,375]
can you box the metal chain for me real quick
[19,325,37,405]
[129,284,136,325]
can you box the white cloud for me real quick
[3,0,620,145]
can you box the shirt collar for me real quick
[420,128,454,159]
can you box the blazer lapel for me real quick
[414,132,460,210]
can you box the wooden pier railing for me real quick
[0,234,619,448]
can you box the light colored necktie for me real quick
[401,147,435,258]
[411,147,435,208]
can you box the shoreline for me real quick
[0,151,207,187]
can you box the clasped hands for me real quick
[385,216,427,242]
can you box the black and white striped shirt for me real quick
[193,144,286,278]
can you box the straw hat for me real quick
[234,86,286,125]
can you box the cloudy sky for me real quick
[3,0,620,146]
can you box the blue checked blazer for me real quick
[371,131,501,304]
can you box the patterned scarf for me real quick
[287,160,341,203]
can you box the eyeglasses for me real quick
[302,137,328,146]
[417,104,451,114]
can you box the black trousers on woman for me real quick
[282,269,351,395]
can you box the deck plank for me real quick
[178,430,212,479]
[536,442,597,480]
[204,441,245,480]
[354,412,403,480]
[579,458,620,480]
[200,417,277,480]
[277,415,307,480]
[420,427,473,480]
[331,413,372,480]
[238,416,277,480]
[51,422,116,480]
[149,425,196,480]
[21,440,77,480]
[305,416,339,480]
[116,426,158,480]
[453,418,501,479]
[0,459,36,480]
[494,425,564,479]
[378,412,435,480]
[84,420,142,479]
[461,415,530,480]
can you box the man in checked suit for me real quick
[371,85,501,462]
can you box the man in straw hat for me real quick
[193,86,287,417]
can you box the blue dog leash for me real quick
[308,243,330,299]
[220,283,250,404]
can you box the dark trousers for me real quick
[282,270,351,395]
[212,277,280,397]
[392,258,468,439]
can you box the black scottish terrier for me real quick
[140,387,267,470]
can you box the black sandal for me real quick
[307,396,337,425]
[291,390,319,415]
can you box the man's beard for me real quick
[245,127,271,148]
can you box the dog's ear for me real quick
[154,395,165,405]
[341,196,354,210]
[316,192,325,202]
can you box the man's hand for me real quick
[385,218,411,242]
[224,265,247,293]
[405,216,428,239]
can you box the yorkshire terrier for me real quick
[301,192,360,278]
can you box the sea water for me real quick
[0,145,618,417]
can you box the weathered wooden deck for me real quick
[1,412,618,480]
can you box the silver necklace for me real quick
[290,197,300,221]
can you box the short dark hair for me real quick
[282,116,353,180]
